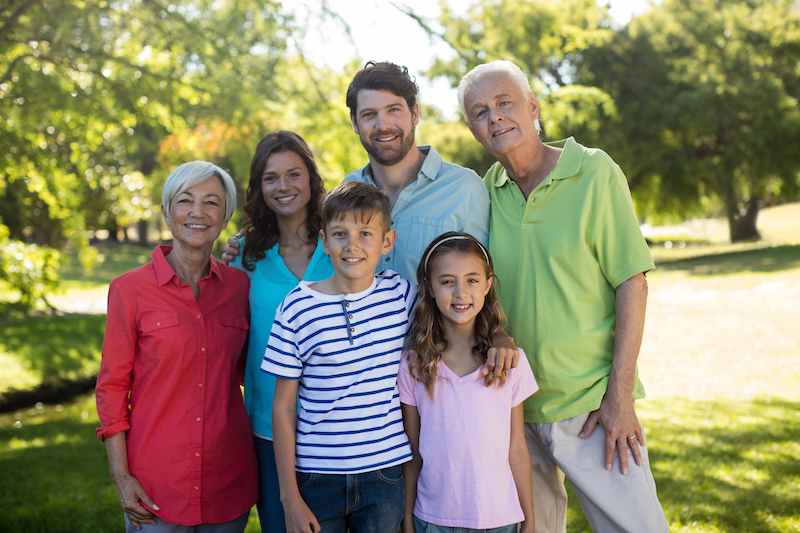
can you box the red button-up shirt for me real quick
[96,246,258,526]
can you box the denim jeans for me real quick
[296,465,404,533]
[412,516,518,533]
[254,436,286,533]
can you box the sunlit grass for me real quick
[1,396,796,532]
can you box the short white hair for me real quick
[162,161,236,220]
[457,60,541,133]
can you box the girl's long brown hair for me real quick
[405,231,507,399]
[240,130,325,271]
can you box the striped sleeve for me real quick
[261,293,303,379]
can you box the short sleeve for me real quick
[593,162,655,289]
[261,304,302,379]
[397,355,417,407]
[509,348,538,407]
[404,281,419,319]
[462,184,491,248]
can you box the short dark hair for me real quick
[321,181,392,233]
[346,61,419,116]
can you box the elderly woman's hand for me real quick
[114,472,159,530]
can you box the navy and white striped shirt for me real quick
[262,270,416,474]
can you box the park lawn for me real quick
[0,394,797,532]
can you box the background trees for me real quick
[2,0,799,311]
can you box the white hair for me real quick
[161,161,236,220]
[457,60,541,133]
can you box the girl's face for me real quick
[429,250,492,331]
[261,150,312,220]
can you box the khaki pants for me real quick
[525,411,669,533]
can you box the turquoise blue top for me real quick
[344,145,490,282]
[230,237,334,439]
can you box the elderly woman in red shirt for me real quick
[95,161,257,532]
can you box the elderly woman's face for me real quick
[163,176,229,252]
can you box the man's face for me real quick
[350,89,418,167]
[463,73,540,159]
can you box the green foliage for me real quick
[0,314,106,395]
[421,0,614,89]
[0,224,60,314]
[580,0,800,240]
[0,0,293,306]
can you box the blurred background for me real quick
[1,1,798,531]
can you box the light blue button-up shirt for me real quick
[344,145,490,282]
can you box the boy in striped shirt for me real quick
[265,181,415,533]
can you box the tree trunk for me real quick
[727,195,761,242]
[138,219,148,246]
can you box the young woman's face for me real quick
[429,251,492,330]
[261,151,312,220]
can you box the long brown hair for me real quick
[240,131,325,271]
[405,232,507,399]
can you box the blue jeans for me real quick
[296,465,404,533]
[254,436,286,533]
[413,516,518,533]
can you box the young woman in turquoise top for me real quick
[229,131,333,533]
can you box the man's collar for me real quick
[360,145,437,182]
[490,137,581,187]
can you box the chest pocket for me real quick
[406,216,458,257]
[139,313,181,360]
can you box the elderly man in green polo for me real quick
[458,60,669,532]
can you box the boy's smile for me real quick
[320,213,397,294]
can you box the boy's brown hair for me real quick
[321,181,392,233]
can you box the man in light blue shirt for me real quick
[343,61,490,282]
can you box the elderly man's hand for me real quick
[579,396,644,475]
[221,235,241,263]
[483,333,519,385]
[113,472,159,530]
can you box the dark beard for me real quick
[361,124,416,167]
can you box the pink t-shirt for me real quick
[398,348,539,529]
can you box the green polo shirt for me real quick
[484,138,655,424]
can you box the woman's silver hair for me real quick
[457,60,541,133]
[162,161,236,220]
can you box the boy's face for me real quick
[321,212,397,293]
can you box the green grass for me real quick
[58,244,153,292]
[1,395,797,532]
[0,314,106,395]
[0,394,259,532]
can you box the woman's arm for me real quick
[509,403,535,533]
[104,432,159,530]
[273,377,320,533]
[401,403,422,533]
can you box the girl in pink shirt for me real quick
[398,232,538,533]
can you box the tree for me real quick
[577,0,800,239]
[0,0,289,309]
[402,0,622,180]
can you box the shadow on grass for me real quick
[0,314,105,390]
[562,398,800,533]
[656,245,800,276]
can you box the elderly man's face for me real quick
[463,73,539,158]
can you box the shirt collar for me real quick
[360,145,439,183]
[152,245,225,287]
[490,137,582,188]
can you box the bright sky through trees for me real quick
[285,0,654,117]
